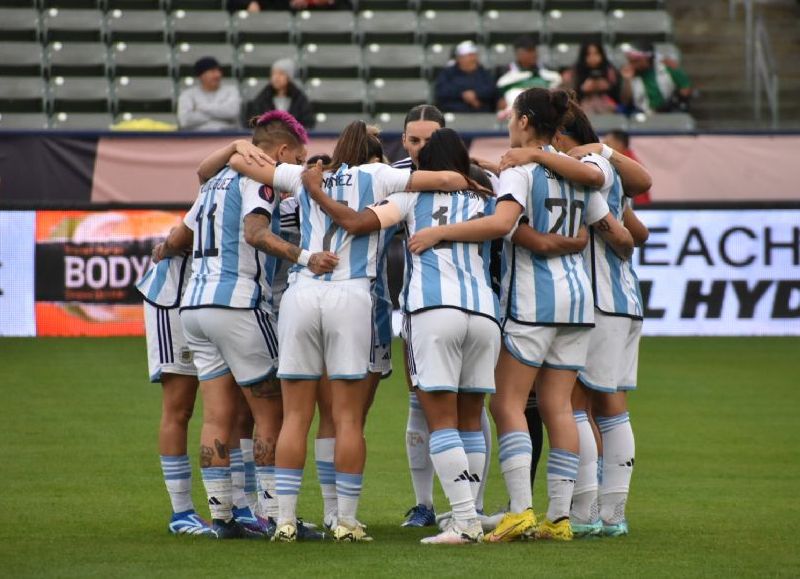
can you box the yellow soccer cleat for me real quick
[333,522,373,543]
[271,523,297,543]
[536,518,573,541]
[484,508,537,543]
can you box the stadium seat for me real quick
[364,44,426,79]
[239,77,267,104]
[370,111,406,132]
[355,0,412,10]
[114,111,179,127]
[295,10,356,44]
[111,42,174,77]
[41,0,101,7]
[418,10,482,45]
[357,11,418,45]
[170,10,231,44]
[587,112,628,132]
[608,41,680,68]
[312,112,368,133]
[305,78,367,113]
[486,43,515,70]
[167,0,226,9]
[542,0,594,8]
[231,10,293,44]
[301,44,363,79]
[483,9,544,44]
[106,0,163,8]
[0,112,49,129]
[47,42,109,77]
[0,8,41,42]
[42,8,105,42]
[544,9,606,43]
[482,0,537,11]
[443,111,501,132]
[50,76,111,112]
[538,42,582,70]
[0,43,46,76]
[369,78,430,113]
[653,41,681,62]
[0,78,47,112]
[607,9,673,43]
[425,43,489,76]
[50,112,114,130]
[238,44,299,78]
[106,10,170,43]
[113,76,176,113]
[417,0,475,11]
[627,112,695,133]
[173,43,236,77]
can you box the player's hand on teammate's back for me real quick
[576,225,589,249]
[234,139,275,167]
[151,242,166,264]
[408,227,444,255]
[301,160,325,198]
[499,147,542,172]
[566,143,602,160]
[307,251,339,275]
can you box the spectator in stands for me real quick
[572,42,621,114]
[620,43,692,114]
[177,57,241,131]
[227,0,351,11]
[241,58,315,129]
[496,35,561,116]
[604,129,651,204]
[435,41,497,114]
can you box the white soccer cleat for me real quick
[421,521,483,545]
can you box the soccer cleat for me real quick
[421,521,483,545]
[602,520,629,537]
[323,512,338,531]
[297,519,325,540]
[168,510,214,536]
[210,518,266,539]
[484,508,537,543]
[271,522,298,543]
[333,522,373,542]
[536,518,573,541]
[401,504,436,528]
[572,519,603,538]
[479,510,508,532]
[232,506,271,537]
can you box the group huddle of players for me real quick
[136,86,650,544]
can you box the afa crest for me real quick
[259,184,275,203]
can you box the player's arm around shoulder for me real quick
[588,195,634,260]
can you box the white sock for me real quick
[240,439,258,511]
[160,455,194,514]
[498,431,533,513]
[275,467,302,526]
[459,431,486,504]
[429,429,476,524]
[315,438,338,520]
[476,406,492,513]
[597,412,635,525]
[570,411,599,524]
[335,472,363,527]
[201,467,232,521]
[256,465,278,518]
[229,448,248,510]
[406,393,434,508]
[546,448,579,522]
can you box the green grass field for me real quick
[2,336,799,578]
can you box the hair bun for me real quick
[549,89,570,116]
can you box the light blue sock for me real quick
[335,471,363,527]
[160,454,193,514]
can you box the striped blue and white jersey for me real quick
[388,190,499,321]
[181,166,277,310]
[273,162,411,282]
[261,195,301,314]
[498,146,609,326]
[136,253,191,309]
[583,153,643,319]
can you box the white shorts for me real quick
[144,302,196,383]
[180,307,278,386]
[405,308,500,394]
[368,295,393,378]
[579,312,642,392]
[277,276,372,381]
[503,320,590,371]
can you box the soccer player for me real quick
[153,129,336,539]
[228,120,476,542]
[407,88,634,542]
[137,253,211,535]
[499,102,652,538]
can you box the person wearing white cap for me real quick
[242,58,315,129]
[434,41,497,114]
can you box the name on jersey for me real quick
[202,176,234,193]
[322,173,353,189]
